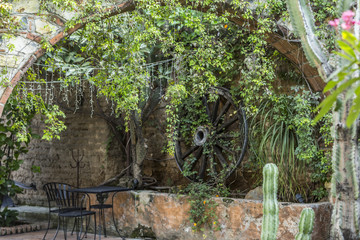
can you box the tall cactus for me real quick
[295,208,315,240]
[286,0,333,78]
[261,164,315,239]
[261,163,279,240]
[287,0,360,238]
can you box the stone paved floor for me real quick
[0,229,145,240]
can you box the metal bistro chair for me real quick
[89,179,139,237]
[43,182,97,240]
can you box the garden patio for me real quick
[1,0,360,240]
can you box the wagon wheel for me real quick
[174,87,248,182]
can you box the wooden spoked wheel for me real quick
[174,87,248,182]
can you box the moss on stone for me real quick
[130,224,156,238]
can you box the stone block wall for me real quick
[12,110,119,205]
[11,90,187,205]
[97,191,332,240]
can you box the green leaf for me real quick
[31,134,40,139]
[338,40,356,59]
[0,125,6,132]
[334,51,355,62]
[323,80,338,92]
[347,94,360,127]
[0,133,6,142]
[315,76,360,123]
[342,31,357,48]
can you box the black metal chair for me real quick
[43,182,97,240]
[89,179,139,237]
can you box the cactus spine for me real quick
[286,0,333,78]
[261,163,279,240]
[287,0,360,238]
[295,208,315,240]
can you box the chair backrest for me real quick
[43,182,80,209]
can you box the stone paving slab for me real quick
[0,229,146,240]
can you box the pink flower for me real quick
[329,19,340,27]
[329,11,360,30]
[342,10,355,23]
[341,22,352,30]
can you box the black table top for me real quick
[68,185,132,194]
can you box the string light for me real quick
[19,58,177,116]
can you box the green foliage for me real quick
[0,207,18,227]
[0,96,33,204]
[315,30,360,127]
[310,151,331,201]
[0,87,66,226]
[19,0,336,208]
[310,0,338,50]
[249,87,332,202]
[0,0,18,31]
[183,180,228,232]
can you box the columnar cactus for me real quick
[295,208,315,240]
[286,0,360,238]
[261,163,279,240]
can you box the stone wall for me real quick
[12,109,118,205]
[98,191,332,240]
[11,87,188,205]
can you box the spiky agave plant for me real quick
[287,0,360,238]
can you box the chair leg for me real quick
[42,212,52,240]
[79,216,88,240]
[102,208,107,237]
[84,215,90,238]
[63,217,68,240]
[94,214,97,240]
[77,217,82,240]
[52,215,61,240]
[71,218,77,236]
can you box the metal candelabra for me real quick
[70,149,85,188]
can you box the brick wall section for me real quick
[12,110,117,205]
[12,89,186,205]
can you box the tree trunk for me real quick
[130,111,147,187]
[330,95,360,240]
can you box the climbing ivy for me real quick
[33,0,335,200]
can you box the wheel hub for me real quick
[194,126,209,146]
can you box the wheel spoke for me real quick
[174,87,248,182]
[175,141,183,166]
[216,132,240,139]
[182,149,203,178]
[212,98,220,124]
[183,145,199,159]
[188,147,203,171]
[213,145,228,168]
[215,143,236,155]
[214,100,231,126]
[199,155,207,179]
[216,115,238,133]
[210,154,217,176]
[202,96,211,122]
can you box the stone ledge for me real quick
[0,222,48,236]
[0,206,55,236]
[13,191,333,240]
